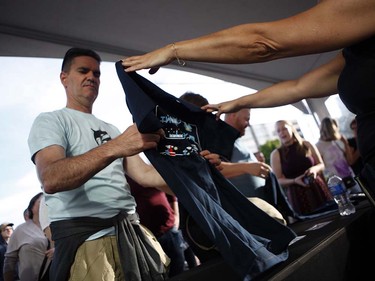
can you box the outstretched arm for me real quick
[220,161,271,179]
[203,52,345,118]
[122,0,375,72]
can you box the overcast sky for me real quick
[0,56,310,227]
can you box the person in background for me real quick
[0,223,15,281]
[126,175,186,278]
[223,109,272,197]
[271,120,333,215]
[3,192,48,281]
[347,118,364,176]
[39,194,53,249]
[23,209,30,221]
[180,92,271,197]
[122,0,375,202]
[179,91,208,107]
[38,193,54,280]
[316,117,361,193]
[27,47,170,281]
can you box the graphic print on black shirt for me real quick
[156,106,201,157]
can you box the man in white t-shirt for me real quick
[28,47,170,281]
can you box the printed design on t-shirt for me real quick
[156,106,201,156]
[92,128,112,145]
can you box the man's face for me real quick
[60,56,101,109]
[235,109,250,136]
[1,226,13,240]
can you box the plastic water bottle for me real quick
[327,175,356,216]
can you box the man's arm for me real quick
[220,161,271,179]
[35,124,163,194]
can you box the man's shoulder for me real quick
[33,108,66,121]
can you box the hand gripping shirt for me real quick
[116,62,297,281]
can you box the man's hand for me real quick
[200,150,223,171]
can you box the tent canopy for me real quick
[0,0,339,118]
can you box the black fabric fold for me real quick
[116,62,297,280]
[49,212,167,281]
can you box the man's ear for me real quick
[60,72,67,88]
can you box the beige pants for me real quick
[68,236,125,281]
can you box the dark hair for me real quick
[27,192,43,220]
[180,92,209,107]
[61,47,102,72]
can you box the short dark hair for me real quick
[180,92,209,107]
[61,47,102,72]
[27,192,43,220]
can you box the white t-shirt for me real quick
[39,195,49,231]
[28,107,136,222]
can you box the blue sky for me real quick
[0,56,310,227]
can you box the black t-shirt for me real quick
[338,35,375,164]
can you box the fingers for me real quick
[259,165,271,179]
[123,124,163,152]
[149,67,160,74]
[156,128,165,138]
[201,104,218,113]
[121,57,150,73]
[202,104,221,116]
[201,151,222,167]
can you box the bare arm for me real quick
[170,199,180,229]
[123,0,375,72]
[35,124,163,194]
[303,141,325,177]
[339,135,357,165]
[220,161,271,179]
[124,154,172,194]
[203,52,345,117]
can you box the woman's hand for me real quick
[121,44,175,74]
[202,99,243,120]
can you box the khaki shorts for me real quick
[69,236,125,281]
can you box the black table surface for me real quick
[169,198,374,281]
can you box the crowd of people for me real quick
[4,0,375,279]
